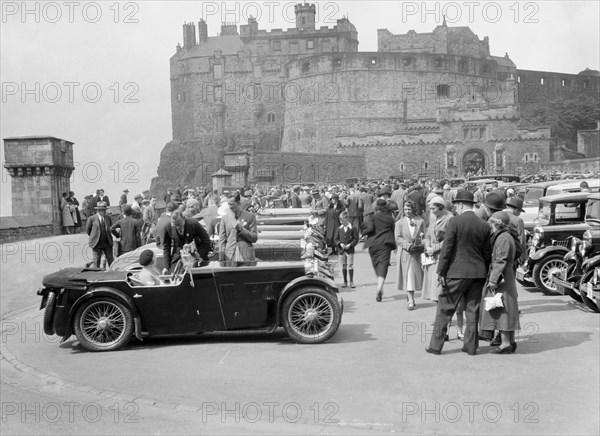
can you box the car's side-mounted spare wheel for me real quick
[73,298,134,351]
[282,286,341,344]
[43,291,57,335]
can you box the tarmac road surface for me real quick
[1,234,599,434]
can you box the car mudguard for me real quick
[582,254,600,271]
[563,251,580,264]
[272,276,340,330]
[531,245,569,262]
[62,287,143,343]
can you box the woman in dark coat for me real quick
[480,211,521,354]
[363,199,397,302]
[324,194,345,254]
[67,191,82,233]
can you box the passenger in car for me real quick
[138,249,162,285]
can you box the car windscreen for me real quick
[525,187,544,207]
[586,199,600,221]
[554,202,583,223]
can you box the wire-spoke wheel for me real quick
[282,287,341,344]
[533,254,566,295]
[74,298,133,351]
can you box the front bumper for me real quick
[516,266,532,283]
[551,275,576,295]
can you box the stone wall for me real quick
[516,69,600,108]
[577,129,600,158]
[0,216,54,244]
[540,157,600,173]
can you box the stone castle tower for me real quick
[151,3,598,191]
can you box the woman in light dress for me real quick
[395,200,425,310]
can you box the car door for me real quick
[131,267,224,335]
[212,263,293,330]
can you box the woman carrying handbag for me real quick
[395,200,425,310]
[480,211,521,354]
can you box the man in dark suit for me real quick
[426,190,491,355]
[86,201,114,268]
[344,187,363,232]
[110,205,142,255]
[163,210,211,273]
[289,185,303,209]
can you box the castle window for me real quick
[302,61,310,74]
[370,57,377,66]
[437,84,450,98]
[273,41,281,51]
[517,76,521,83]
[435,58,444,69]
[302,17,306,25]
[213,64,223,80]
[540,77,545,85]
[177,93,182,102]
[403,57,413,67]
[561,79,569,87]
[267,113,275,123]
[333,57,342,68]
[584,80,589,89]
[307,40,315,50]
[482,64,490,74]
[458,61,467,72]
[253,65,262,78]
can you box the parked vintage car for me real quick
[516,191,594,294]
[580,260,600,313]
[38,259,343,351]
[552,193,600,303]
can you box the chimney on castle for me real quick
[182,22,197,49]
[198,18,208,43]
[295,2,316,31]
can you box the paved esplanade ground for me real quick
[1,234,599,434]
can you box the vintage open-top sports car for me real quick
[38,259,343,351]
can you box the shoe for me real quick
[376,291,382,302]
[342,282,348,288]
[490,346,513,354]
[458,332,464,341]
[408,302,415,311]
[425,347,441,355]
[350,282,356,288]
[444,334,450,342]
[490,335,501,346]
[511,342,517,352]
[461,347,476,356]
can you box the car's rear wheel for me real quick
[282,286,341,344]
[580,270,600,313]
[532,254,566,295]
[73,298,134,351]
[43,291,57,335]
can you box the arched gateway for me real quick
[462,149,486,174]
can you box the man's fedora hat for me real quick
[311,188,320,195]
[452,190,476,204]
[484,192,505,211]
[123,188,129,193]
[506,197,524,212]
[94,201,108,210]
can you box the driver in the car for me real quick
[138,249,162,285]
[162,210,211,274]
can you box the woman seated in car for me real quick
[137,249,163,285]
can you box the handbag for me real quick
[421,252,436,266]
[483,285,504,311]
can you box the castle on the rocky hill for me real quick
[151,3,599,191]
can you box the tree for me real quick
[523,97,600,148]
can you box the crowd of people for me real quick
[67,176,529,354]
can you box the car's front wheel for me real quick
[282,286,341,344]
[532,254,566,295]
[73,298,134,351]
[580,270,600,313]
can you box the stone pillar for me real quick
[3,136,75,235]
[211,168,232,195]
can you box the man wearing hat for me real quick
[475,192,505,221]
[289,185,302,209]
[119,189,129,208]
[390,183,406,214]
[310,188,329,230]
[426,190,491,356]
[343,186,363,232]
[110,205,142,255]
[86,201,114,268]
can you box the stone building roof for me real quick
[179,36,245,59]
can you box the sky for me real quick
[1,0,599,215]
